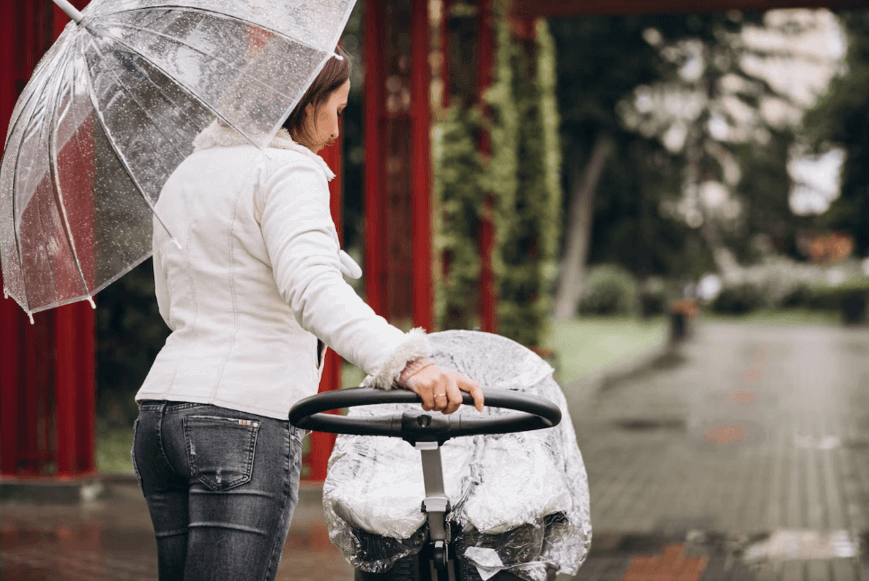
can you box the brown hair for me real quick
[282,46,351,140]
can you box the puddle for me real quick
[615,418,686,432]
[743,529,858,563]
[794,435,841,450]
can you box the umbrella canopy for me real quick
[0,0,355,318]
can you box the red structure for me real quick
[364,0,433,331]
[0,0,95,479]
[2,0,862,483]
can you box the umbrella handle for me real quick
[52,0,83,24]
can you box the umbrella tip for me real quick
[87,297,96,309]
[172,238,183,251]
[333,53,344,61]
[2,288,7,300]
[28,312,34,325]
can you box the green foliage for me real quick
[710,282,767,315]
[494,17,562,347]
[578,265,638,316]
[638,278,670,317]
[96,261,169,428]
[811,275,869,323]
[434,105,485,329]
[803,11,869,255]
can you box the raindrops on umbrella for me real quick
[0,0,354,317]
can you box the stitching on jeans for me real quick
[262,424,292,580]
[183,416,259,490]
[131,419,142,489]
[157,404,181,478]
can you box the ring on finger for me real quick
[434,394,447,400]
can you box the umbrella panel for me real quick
[94,8,327,148]
[88,0,355,52]
[2,0,356,313]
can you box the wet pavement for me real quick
[2,321,869,580]
[567,322,869,581]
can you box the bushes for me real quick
[706,260,869,323]
[813,276,869,323]
[710,282,767,314]
[578,265,638,315]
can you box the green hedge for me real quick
[434,105,485,330]
[493,15,562,347]
[578,265,638,316]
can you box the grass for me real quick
[546,316,667,386]
[97,424,135,474]
[699,309,841,326]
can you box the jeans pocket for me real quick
[131,418,143,489]
[183,415,260,491]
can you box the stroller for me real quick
[290,331,591,581]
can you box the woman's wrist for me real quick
[397,357,436,388]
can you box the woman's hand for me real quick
[397,358,484,414]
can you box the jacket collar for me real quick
[193,122,335,181]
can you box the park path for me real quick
[568,321,869,581]
[1,321,868,580]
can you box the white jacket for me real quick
[135,125,430,419]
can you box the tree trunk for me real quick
[552,133,614,320]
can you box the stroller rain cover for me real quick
[323,330,592,581]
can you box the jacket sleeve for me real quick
[258,158,430,388]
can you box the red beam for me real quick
[511,0,869,17]
[478,0,498,334]
[0,0,20,478]
[55,306,79,477]
[364,0,386,317]
[411,0,434,331]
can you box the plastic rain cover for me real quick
[324,330,592,580]
[0,0,354,316]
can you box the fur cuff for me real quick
[364,328,432,390]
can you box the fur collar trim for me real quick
[193,122,335,181]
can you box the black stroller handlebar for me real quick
[289,387,562,445]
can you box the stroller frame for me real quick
[289,387,561,581]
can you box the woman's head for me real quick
[283,46,351,153]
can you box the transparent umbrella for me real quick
[0,0,354,320]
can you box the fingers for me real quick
[443,376,463,415]
[406,363,484,414]
[455,374,484,412]
[411,380,435,411]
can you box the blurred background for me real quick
[3,0,869,579]
[90,2,869,447]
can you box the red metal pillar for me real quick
[410,0,433,331]
[477,0,498,333]
[1,0,95,478]
[306,138,343,482]
[0,0,20,477]
[53,0,96,478]
[364,0,386,317]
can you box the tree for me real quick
[550,11,842,321]
[803,10,869,255]
[620,11,840,270]
[549,15,718,318]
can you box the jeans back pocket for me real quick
[183,415,260,491]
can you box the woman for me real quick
[132,48,483,581]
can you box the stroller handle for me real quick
[289,387,561,445]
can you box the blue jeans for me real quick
[132,401,303,581]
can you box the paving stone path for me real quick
[568,322,869,581]
[1,321,868,581]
